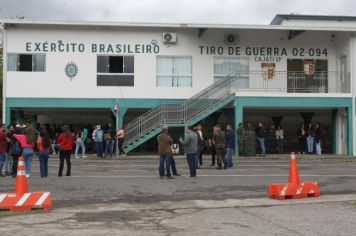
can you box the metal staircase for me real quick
[123,72,239,153]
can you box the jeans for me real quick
[23,147,34,175]
[277,139,284,154]
[169,156,178,175]
[226,148,234,168]
[307,136,314,153]
[195,151,201,169]
[316,142,321,155]
[52,143,59,154]
[95,141,103,157]
[58,150,71,176]
[104,140,114,157]
[0,152,6,174]
[39,151,49,177]
[75,138,86,156]
[12,155,20,177]
[118,138,125,155]
[159,155,171,177]
[259,138,266,155]
[4,153,13,173]
[186,153,197,177]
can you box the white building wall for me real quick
[5,25,342,100]
[280,19,356,28]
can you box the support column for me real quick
[5,107,11,125]
[300,112,315,125]
[271,116,283,126]
[234,99,243,157]
[331,109,338,154]
[347,106,353,155]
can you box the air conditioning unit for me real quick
[225,33,239,45]
[162,33,177,44]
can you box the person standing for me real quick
[275,125,284,154]
[297,123,306,154]
[157,126,173,179]
[58,125,74,177]
[37,129,51,178]
[225,124,235,168]
[180,126,198,177]
[4,125,14,176]
[14,125,36,178]
[104,123,116,158]
[75,128,86,159]
[315,123,322,155]
[93,125,104,158]
[267,124,276,154]
[10,127,23,178]
[0,125,10,177]
[117,126,126,158]
[212,125,227,169]
[196,124,205,168]
[255,122,266,157]
[237,123,245,156]
[208,131,216,167]
[306,123,315,154]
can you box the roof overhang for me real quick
[1,19,356,32]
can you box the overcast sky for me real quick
[0,0,356,24]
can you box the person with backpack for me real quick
[10,126,23,177]
[37,129,51,178]
[14,125,36,178]
[212,125,227,170]
[4,125,14,176]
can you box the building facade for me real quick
[2,14,356,155]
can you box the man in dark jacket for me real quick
[0,124,10,177]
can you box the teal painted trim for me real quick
[236,97,352,108]
[118,98,184,109]
[234,98,243,157]
[5,107,11,125]
[347,107,353,155]
[331,109,337,154]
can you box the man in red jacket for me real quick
[0,125,10,177]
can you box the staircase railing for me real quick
[123,72,239,147]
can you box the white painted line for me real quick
[15,193,31,206]
[0,194,7,204]
[68,174,356,178]
[35,192,50,206]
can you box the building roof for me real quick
[1,17,356,32]
[271,14,356,25]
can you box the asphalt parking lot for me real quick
[1,154,356,235]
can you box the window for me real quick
[7,53,46,72]
[97,55,134,86]
[156,56,192,87]
[214,58,249,88]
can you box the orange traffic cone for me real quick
[288,152,300,184]
[268,152,320,200]
[14,156,28,194]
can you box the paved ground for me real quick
[1,154,356,235]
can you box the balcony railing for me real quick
[229,71,350,93]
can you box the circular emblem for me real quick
[65,62,78,81]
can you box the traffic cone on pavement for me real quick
[268,152,320,200]
[288,152,300,184]
[14,156,28,194]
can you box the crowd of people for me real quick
[157,123,235,178]
[237,122,322,157]
[0,122,126,178]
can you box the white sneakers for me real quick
[25,174,30,178]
